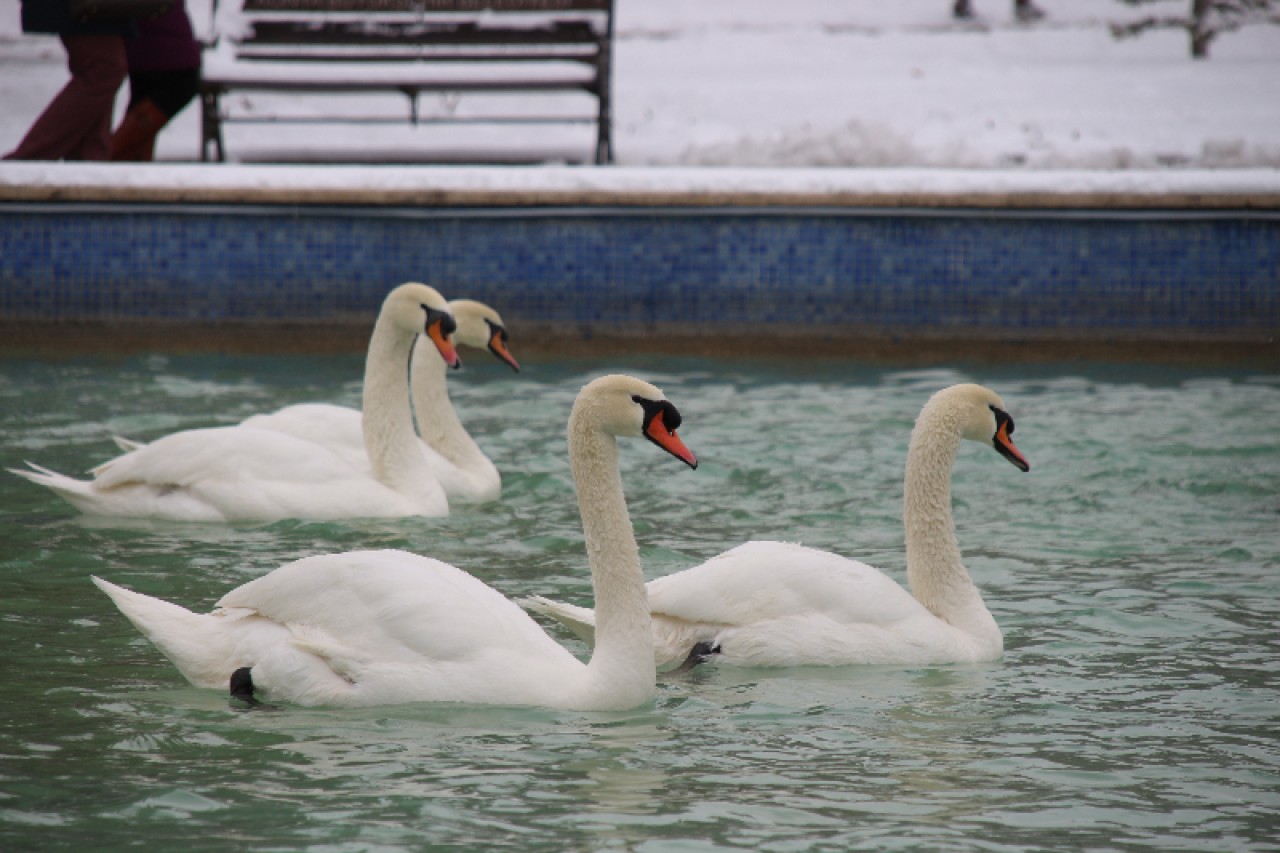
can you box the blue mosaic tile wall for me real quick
[1,204,1276,338]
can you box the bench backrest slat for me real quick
[242,0,611,13]
[244,20,603,48]
[234,50,595,62]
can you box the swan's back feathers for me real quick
[633,541,984,666]
[524,541,945,668]
[646,541,923,629]
[93,427,349,489]
[43,426,444,521]
[240,405,369,471]
[242,404,500,503]
[219,550,575,672]
[217,549,587,706]
[14,426,447,521]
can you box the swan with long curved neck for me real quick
[90,374,698,710]
[239,299,519,502]
[9,284,460,521]
[409,300,518,502]
[525,383,1030,669]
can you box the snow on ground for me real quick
[0,0,1277,173]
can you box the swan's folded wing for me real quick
[86,425,438,520]
[241,404,369,470]
[92,425,359,489]
[218,550,572,669]
[646,540,926,629]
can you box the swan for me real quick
[524,383,1030,669]
[238,299,519,502]
[10,283,461,521]
[90,374,698,710]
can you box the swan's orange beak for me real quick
[488,326,520,372]
[994,418,1030,472]
[646,409,697,469]
[427,318,461,369]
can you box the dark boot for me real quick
[953,0,975,19]
[109,98,169,161]
[1015,0,1046,21]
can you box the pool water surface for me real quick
[1,354,1277,851]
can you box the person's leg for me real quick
[109,96,167,161]
[953,0,975,19]
[67,34,130,160]
[5,34,127,161]
[110,69,200,162]
[1014,0,1046,21]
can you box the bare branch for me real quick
[1108,0,1277,55]
[1109,15,1191,39]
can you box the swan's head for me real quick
[448,299,520,372]
[385,283,461,369]
[575,375,698,469]
[938,383,1030,472]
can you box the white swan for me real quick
[90,374,698,710]
[409,299,519,502]
[524,383,1030,669]
[10,283,461,521]
[239,299,519,503]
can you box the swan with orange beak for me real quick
[526,383,1030,670]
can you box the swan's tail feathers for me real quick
[519,596,599,646]
[9,463,101,510]
[112,436,145,453]
[91,576,237,690]
[10,461,73,483]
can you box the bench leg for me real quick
[596,119,613,166]
[595,33,614,165]
[200,89,226,163]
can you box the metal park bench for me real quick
[199,0,616,164]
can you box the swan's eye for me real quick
[990,405,1014,435]
[486,319,510,342]
[660,402,683,432]
[424,306,457,336]
[632,396,682,433]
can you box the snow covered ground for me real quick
[1,0,1277,171]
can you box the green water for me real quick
[1,354,1278,851]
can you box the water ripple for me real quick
[1,357,1278,850]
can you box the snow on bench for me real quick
[199,0,616,163]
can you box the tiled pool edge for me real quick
[3,180,1277,359]
[3,322,1276,367]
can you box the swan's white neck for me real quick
[361,321,439,508]
[410,343,497,486]
[902,401,1002,654]
[567,410,656,708]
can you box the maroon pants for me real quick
[4,34,128,161]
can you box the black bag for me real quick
[68,0,174,23]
